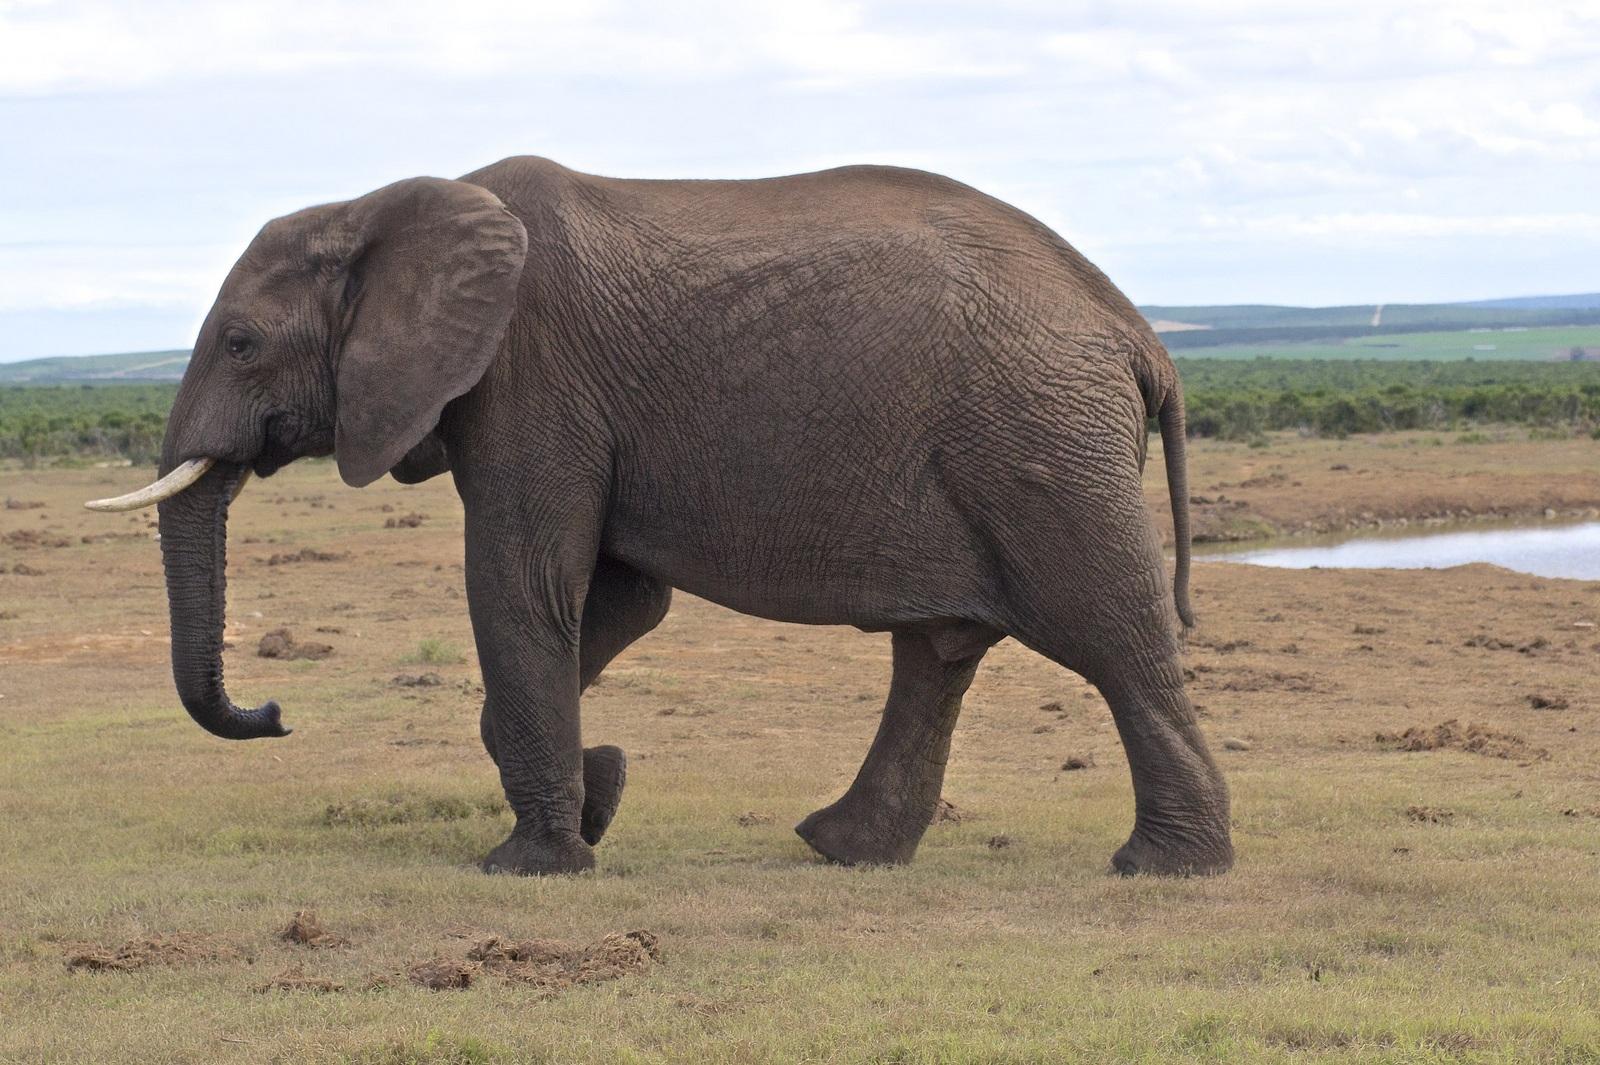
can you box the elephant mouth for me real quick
[253,415,333,478]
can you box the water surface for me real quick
[1200,521,1600,580]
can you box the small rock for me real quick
[735,811,773,827]
[1529,694,1569,711]
[986,834,1014,850]
[1222,737,1252,752]
[392,672,443,688]
[1061,754,1094,771]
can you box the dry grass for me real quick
[1144,428,1600,543]
[2,440,1599,1063]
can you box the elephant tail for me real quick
[1157,384,1196,631]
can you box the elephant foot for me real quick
[580,744,627,846]
[795,793,930,866]
[1110,826,1234,878]
[481,830,595,877]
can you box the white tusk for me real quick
[84,458,216,512]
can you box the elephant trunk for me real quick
[157,461,289,740]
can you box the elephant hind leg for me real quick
[479,556,670,845]
[996,500,1232,876]
[796,623,998,865]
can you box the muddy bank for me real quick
[1145,430,1600,543]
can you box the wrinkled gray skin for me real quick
[155,157,1231,878]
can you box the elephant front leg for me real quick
[477,558,668,846]
[796,628,990,865]
[480,708,626,847]
[467,525,597,876]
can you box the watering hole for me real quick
[1200,520,1600,580]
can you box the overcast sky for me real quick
[2,0,1598,361]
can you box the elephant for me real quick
[86,156,1232,878]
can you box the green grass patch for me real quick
[404,638,466,666]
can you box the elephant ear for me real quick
[329,177,528,487]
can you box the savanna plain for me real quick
[3,429,1600,1064]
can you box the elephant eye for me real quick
[223,331,255,359]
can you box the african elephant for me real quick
[87,156,1232,878]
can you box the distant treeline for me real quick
[0,383,177,464]
[4,360,1600,463]
[1179,358,1600,439]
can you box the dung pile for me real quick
[403,930,661,993]
[66,933,236,972]
[257,628,333,660]
[1376,719,1549,763]
[279,910,348,948]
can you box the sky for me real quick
[2,0,1599,361]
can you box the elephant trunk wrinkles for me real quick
[157,462,289,740]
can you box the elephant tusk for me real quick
[84,457,216,512]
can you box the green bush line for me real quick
[4,358,1600,461]
[0,383,177,464]
[1177,358,1600,440]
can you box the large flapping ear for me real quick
[328,177,528,487]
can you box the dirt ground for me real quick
[1143,428,1600,542]
[2,434,1598,1063]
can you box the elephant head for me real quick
[85,177,528,740]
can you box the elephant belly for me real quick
[602,503,993,630]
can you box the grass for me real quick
[4,452,1600,1062]
[406,638,467,666]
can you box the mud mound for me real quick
[735,811,774,827]
[1529,694,1570,711]
[257,628,333,660]
[3,497,44,510]
[66,932,236,972]
[255,965,344,993]
[1061,754,1094,771]
[384,513,426,529]
[1405,805,1455,823]
[0,562,45,576]
[280,910,348,948]
[1377,719,1549,763]
[265,548,345,566]
[392,672,443,687]
[933,799,965,823]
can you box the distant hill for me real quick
[5,290,1600,378]
[1138,297,1600,333]
[1139,293,1600,356]
[1454,293,1600,311]
[0,349,190,384]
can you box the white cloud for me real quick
[2,0,1599,357]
